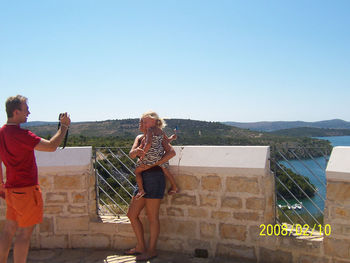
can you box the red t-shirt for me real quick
[0,124,41,188]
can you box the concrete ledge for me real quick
[170,146,270,170]
[326,147,350,182]
[35,147,92,167]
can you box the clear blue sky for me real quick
[1,0,349,124]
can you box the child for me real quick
[134,112,179,199]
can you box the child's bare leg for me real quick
[161,168,179,194]
[135,168,146,199]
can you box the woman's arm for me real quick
[129,134,144,159]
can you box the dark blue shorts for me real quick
[133,166,165,199]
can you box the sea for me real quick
[279,136,350,216]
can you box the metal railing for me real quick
[93,147,136,218]
[271,146,330,227]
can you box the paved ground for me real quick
[7,249,244,263]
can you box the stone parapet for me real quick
[158,146,274,262]
[1,146,350,262]
[324,147,350,262]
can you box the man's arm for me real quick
[0,158,5,193]
[0,158,3,184]
[35,113,71,152]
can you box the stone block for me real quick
[167,207,185,217]
[171,193,197,206]
[233,212,260,221]
[45,193,68,204]
[161,218,197,237]
[246,197,265,210]
[332,207,350,221]
[71,191,88,203]
[333,258,350,263]
[221,196,242,209]
[212,211,232,221]
[249,225,278,245]
[324,237,350,258]
[200,194,218,207]
[297,255,331,263]
[259,247,292,263]
[71,234,111,248]
[175,174,199,190]
[68,205,87,214]
[90,222,117,233]
[39,217,54,233]
[56,216,89,231]
[188,208,208,218]
[327,182,350,201]
[39,177,52,189]
[39,235,68,248]
[200,222,216,239]
[226,177,259,194]
[216,243,256,262]
[54,175,85,190]
[116,222,134,234]
[157,237,184,251]
[219,223,246,241]
[201,175,222,191]
[44,205,64,215]
[89,173,96,186]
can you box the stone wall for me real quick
[0,147,135,250]
[158,146,274,262]
[324,147,350,262]
[0,146,350,262]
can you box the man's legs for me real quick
[0,219,18,263]
[13,224,35,263]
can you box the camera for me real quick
[57,113,69,148]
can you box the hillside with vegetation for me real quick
[28,118,328,215]
[27,118,332,158]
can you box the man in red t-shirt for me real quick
[0,95,70,263]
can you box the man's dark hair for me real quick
[5,95,28,118]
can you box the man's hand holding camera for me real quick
[59,112,71,130]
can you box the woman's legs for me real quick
[136,198,161,260]
[126,197,146,253]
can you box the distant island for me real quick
[269,127,350,137]
[223,119,350,132]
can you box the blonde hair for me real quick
[141,110,166,129]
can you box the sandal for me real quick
[124,248,142,255]
[168,188,180,195]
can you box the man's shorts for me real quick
[5,185,43,227]
[133,166,165,199]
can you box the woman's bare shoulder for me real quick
[136,134,145,141]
